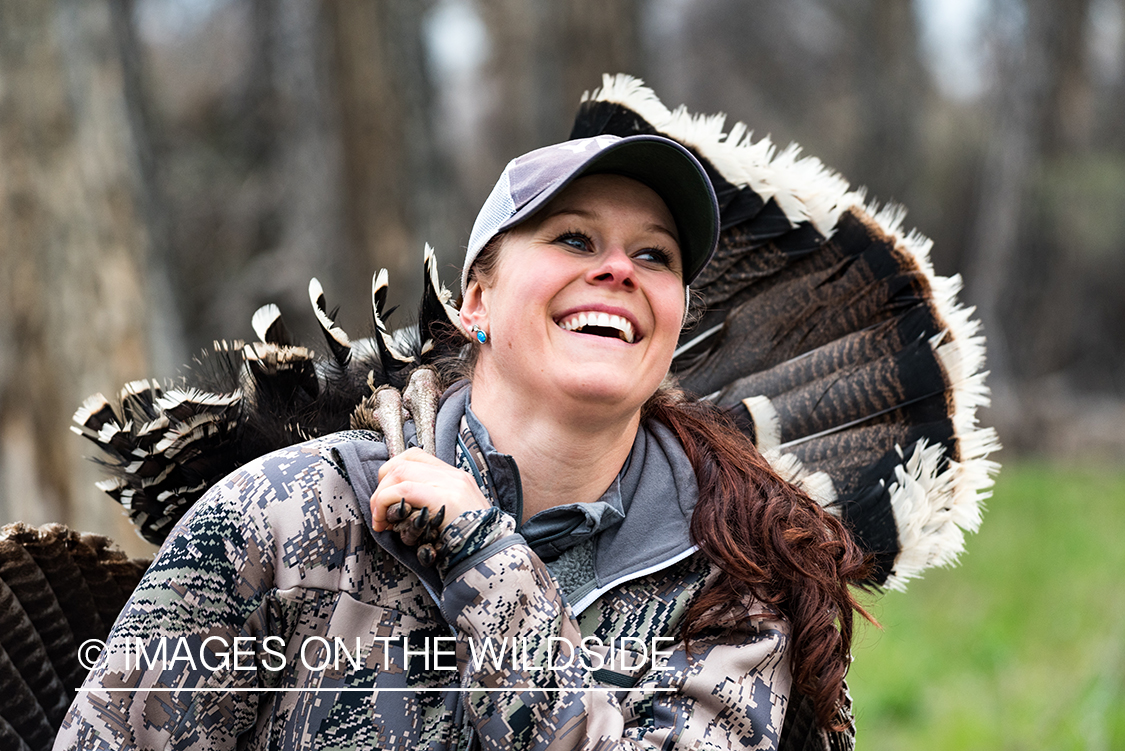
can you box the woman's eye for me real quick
[555,232,593,251]
[635,248,672,266]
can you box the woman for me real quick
[55,135,870,750]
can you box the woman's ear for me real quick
[459,278,487,333]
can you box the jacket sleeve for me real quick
[438,511,792,751]
[52,462,281,751]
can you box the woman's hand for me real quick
[370,447,491,533]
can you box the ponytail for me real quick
[644,390,874,731]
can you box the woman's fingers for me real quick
[370,448,489,569]
[370,448,489,533]
[377,446,446,480]
[371,478,467,530]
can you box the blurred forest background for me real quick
[1,0,1123,746]
[15,0,1125,534]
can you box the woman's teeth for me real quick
[557,312,636,343]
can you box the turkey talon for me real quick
[417,543,438,567]
[398,509,427,546]
[429,505,445,532]
[387,498,411,523]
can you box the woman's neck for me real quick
[468,382,640,523]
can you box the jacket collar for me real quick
[460,398,626,559]
[335,379,699,605]
[448,381,699,604]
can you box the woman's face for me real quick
[461,173,686,420]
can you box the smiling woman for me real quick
[56,135,871,751]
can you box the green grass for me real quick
[849,463,1125,750]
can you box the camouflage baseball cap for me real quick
[462,134,719,293]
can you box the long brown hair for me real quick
[644,390,874,731]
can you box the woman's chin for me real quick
[552,368,660,413]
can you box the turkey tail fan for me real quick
[574,74,999,589]
[72,373,245,543]
[0,523,150,749]
[73,248,468,545]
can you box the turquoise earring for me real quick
[471,325,488,344]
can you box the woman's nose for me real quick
[587,247,637,290]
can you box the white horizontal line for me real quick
[78,687,674,693]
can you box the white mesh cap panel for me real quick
[463,168,515,292]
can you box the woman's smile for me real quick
[554,305,640,344]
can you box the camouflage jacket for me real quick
[55,383,791,750]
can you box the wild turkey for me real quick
[73,74,999,590]
[8,74,997,750]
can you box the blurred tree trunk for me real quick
[1107,0,1125,152]
[274,0,347,308]
[848,0,927,204]
[556,0,644,124]
[148,0,446,352]
[965,0,1094,396]
[108,0,184,376]
[475,0,644,189]
[474,0,551,186]
[207,0,348,343]
[963,0,1099,455]
[964,0,1047,394]
[0,0,157,556]
[1039,0,1095,157]
[1020,0,1095,381]
[323,0,442,330]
